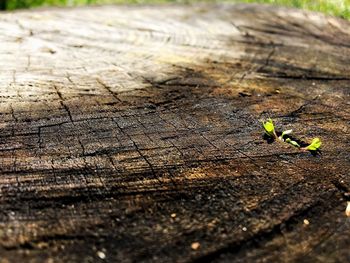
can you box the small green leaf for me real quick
[279,129,293,140]
[285,138,301,148]
[262,118,276,138]
[307,138,322,151]
[282,129,293,137]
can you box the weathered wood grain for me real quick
[0,3,349,262]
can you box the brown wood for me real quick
[0,3,349,262]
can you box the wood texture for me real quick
[0,3,349,262]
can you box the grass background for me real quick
[1,0,350,19]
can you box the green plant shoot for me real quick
[285,138,300,148]
[279,129,293,140]
[262,119,322,153]
[262,118,276,138]
[306,138,322,151]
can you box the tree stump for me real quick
[0,4,349,262]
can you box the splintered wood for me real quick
[0,4,349,262]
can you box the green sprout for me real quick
[285,138,301,148]
[305,138,322,151]
[280,129,301,148]
[279,129,293,140]
[262,118,277,139]
[262,118,322,153]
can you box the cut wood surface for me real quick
[0,3,349,262]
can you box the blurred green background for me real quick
[1,0,349,19]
